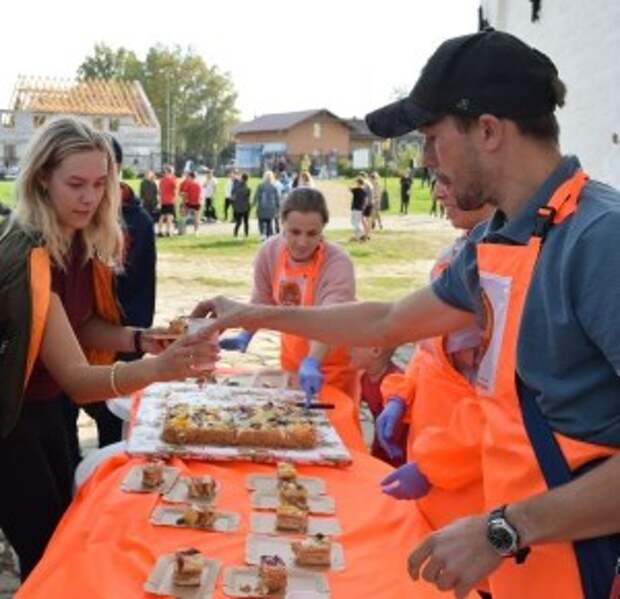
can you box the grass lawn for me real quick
[156,225,455,303]
[0,181,15,207]
[341,176,433,216]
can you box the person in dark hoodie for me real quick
[113,138,157,336]
[62,137,157,467]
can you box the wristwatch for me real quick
[487,505,531,564]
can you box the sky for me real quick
[0,0,479,122]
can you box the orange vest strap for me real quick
[26,248,51,385]
[533,170,588,239]
[86,259,123,365]
[548,169,588,224]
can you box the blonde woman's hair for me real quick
[299,170,314,187]
[13,117,123,270]
[263,170,275,184]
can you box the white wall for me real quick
[481,0,620,188]
[0,111,161,172]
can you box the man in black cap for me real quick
[191,29,620,598]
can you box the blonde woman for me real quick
[0,118,217,580]
[297,170,315,188]
[253,170,281,239]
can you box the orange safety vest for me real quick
[381,342,485,599]
[380,235,485,530]
[271,240,356,394]
[407,338,485,529]
[380,241,487,598]
[26,248,52,386]
[271,240,364,450]
[476,170,617,598]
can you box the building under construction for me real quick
[0,76,161,173]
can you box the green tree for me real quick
[76,43,239,165]
[77,43,143,81]
[141,45,239,166]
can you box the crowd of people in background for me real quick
[0,160,440,245]
[132,163,361,241]
[14,161,445,246]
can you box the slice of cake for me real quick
[187,475,217,501]
[161,403,194,444]
[142,458,165,489]
[279,481,308,510]
[284,422,317,449]
[172,548,204,587]
[277,462,297,484]
[258,555,287,594]
[176,504,216,530]
[168,317,189,335]
[276,503,308,532]
[291,533,332,567]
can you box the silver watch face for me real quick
[488,518,518,555]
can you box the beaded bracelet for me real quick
[110,361,123,397]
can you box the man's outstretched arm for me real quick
[192,285,476,348]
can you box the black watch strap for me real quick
[489,505,531,565]
[514,545,531,565]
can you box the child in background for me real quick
[350,347,408,466]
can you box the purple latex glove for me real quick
[376,397,406,461]
[219,330,254,352]
[381,462,431,500]
[298,356,324,406]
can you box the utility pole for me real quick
[165,73,171,164]
[171,99,176,168]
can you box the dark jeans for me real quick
[224,198,233,221]
[0,399,73,581]
[258,218,273,238]
[62,396,123,470]
[400,193,410,214]
[204,197,217,221]
[233,211,249,237]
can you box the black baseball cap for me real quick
[366,29,561,138]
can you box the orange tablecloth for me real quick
[16,451,430,599]
[16,384,470,599]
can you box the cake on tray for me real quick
[161,400,317,450]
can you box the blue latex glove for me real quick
[219,330,254,352]
[380,462,431,500]
[376,397,406,461]
[298,357,324,406]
